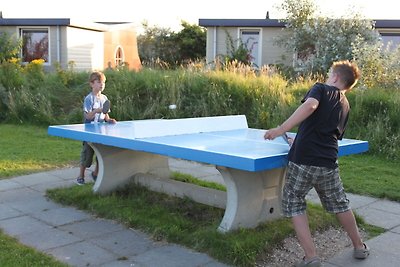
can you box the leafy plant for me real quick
[0,31,22,63]
[275,0,380,75]
[223,31,253,66]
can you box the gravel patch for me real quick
[255,226,368,267]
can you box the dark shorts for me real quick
[282,161,350,217]
[80,141,95,168]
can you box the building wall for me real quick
[260,27,291,66]
[0,25,59,71]
[376,27,400,48]
[205,26,289,67]
[0,19,142,72]
[48,25,66,70]
[0,25,15,36]
[205,27,236,64]
[104,27,141,71]
[66,27,104,71]
[204,23,400,68]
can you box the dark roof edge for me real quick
[0,18,71,26]
[374,20,400,28]
[198,19,285,27]
[199,18,400,29]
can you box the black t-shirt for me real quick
[288,83,350,168]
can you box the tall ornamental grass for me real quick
[0,60,398,159]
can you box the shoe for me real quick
[75,177,85,185]
[91,172,97,182]
[294,257,321,267]
[354,243,370,259]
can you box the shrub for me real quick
[353,39,400,90]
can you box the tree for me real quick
[173,21,206,62]
[137,21,206,67]
[137,22,178,66]
[276,0,380,75]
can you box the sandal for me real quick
[354,243,370,259]
[294,256,321,267]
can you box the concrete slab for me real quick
[11,171,65,187]
[327,247,399,267]
[89,229,154,257]
[0,187,43,203]
[31,207,91,226]
[50,167,80,180]
[8,196,62,214]
[354,206,400,229]
[203,261,232,267]
[0,203,23,220]
[0,215,52,236]
[0,179,25,192]
[47,240,118,267]
[367,199,400,215]
[100,260,146,267]
[59,219,125,239]
[347,193,380,209]
[31,179,75,192]
[134,244,229,267]
[18,227,82,250]
[390,225,400,234]
[367,231,400,255]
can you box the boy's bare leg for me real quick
[93,158,99,177]
[292,213,318,259]
[79,165,86,178]
[336,210,364,249]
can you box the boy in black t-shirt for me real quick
[264,61,369,267]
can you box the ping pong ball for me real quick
[169,104,177,110]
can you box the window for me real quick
[20,28,49,63]
[380,34,400,50]
[115,46,124,66]
[240,30,260,67]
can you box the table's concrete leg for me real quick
[89,143,170,194]
[216,166,286,232]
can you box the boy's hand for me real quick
[264,127,281,140]
[264,127,293,147]
[107,118,117,124]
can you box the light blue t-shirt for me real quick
[83,93,109,123]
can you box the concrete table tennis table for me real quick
[48,115,368,232]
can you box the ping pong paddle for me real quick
[102,100,110,114]
[282,133,290,145]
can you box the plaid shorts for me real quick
[80,141,95,168]
[282,161,350,217]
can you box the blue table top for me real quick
[48,121,368,172]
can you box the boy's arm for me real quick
[264,97,319,140]
[84,108,102,121]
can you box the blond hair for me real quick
[331,60,361,89]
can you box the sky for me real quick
[1,0,399,32]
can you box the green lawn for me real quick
[340,154,400,201]
[0,124,80,178]
[0,230,69,267]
